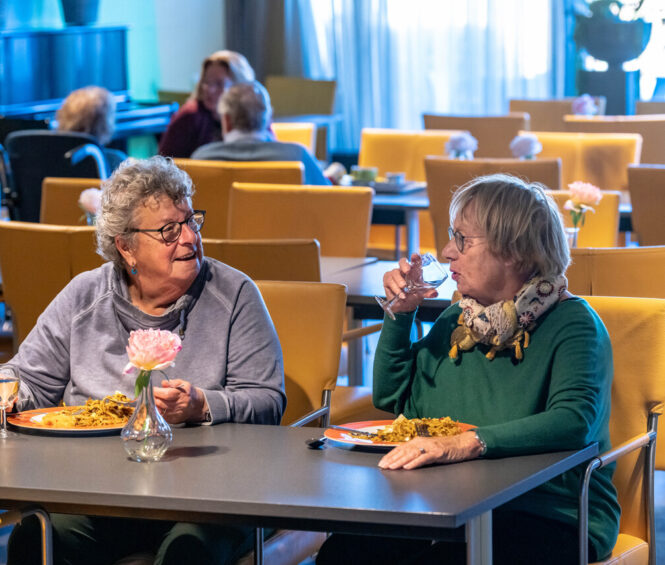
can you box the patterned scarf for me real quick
[449,275,568,362]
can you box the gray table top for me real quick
[0,424,597,537]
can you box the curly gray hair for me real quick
[96,156,194,266]
[56,86,116,145]
[449,173,570,279]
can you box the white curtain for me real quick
[299,0,555,150]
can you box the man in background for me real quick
[191,81,330,185]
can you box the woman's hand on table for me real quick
[378,431,484,470]
[154,379,206,424]
[382,255,438,315]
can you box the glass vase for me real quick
[121,370,172,462]
[565,226,580,248]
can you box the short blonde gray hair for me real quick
[218,81,272,133]
[449,173,569,278]
[96,156,194,266]
[56,86,116,145]
[193,50,255,102]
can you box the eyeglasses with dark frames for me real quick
[448,227,484,253]
[129,210,206,243]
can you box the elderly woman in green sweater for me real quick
[316,174,620,565]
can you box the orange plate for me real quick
[8,406,127,436]
[324,419,475,451]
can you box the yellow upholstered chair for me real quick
[227,183,373,257]
[271,122,317,155]
[564,114,665,165]
[40,177,102,225]
[422,113,530,158]
[525,131,642,192]
[202,238,321,282]
[157,90,190,106]
[358,128,462,257]
[627,165,665,246]
[172,159,304,239]
[0,222,102,347]
[567,246,665,298]
[547,190,621,247]
[424,156,563,255]
[508,97,607,131]
[241,280,347,565]
[579,296,665,565]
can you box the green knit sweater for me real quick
[373,297,620,559]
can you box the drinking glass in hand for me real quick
[0,368,20,438]
[375,253,448,320]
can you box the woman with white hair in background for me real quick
[158,50,255,158]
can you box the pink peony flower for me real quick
[572,94,598,116]
[568,181,602,207]
[124,329,182,375]
[509,134,542,159]
[78,188,102,215]
[445,131,478,158]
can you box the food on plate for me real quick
[39,393,134,428]
[353,414,464,443]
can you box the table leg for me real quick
[404,209,420,258]
[346,311,364,386]
[466,511,492,565]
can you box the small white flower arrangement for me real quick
[510,134,542,160]
[445,131,478,160]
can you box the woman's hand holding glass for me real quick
[376,253,448,320]
[154,379,206,424]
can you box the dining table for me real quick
[0,423,599,565]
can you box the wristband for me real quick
[474,430,487,456]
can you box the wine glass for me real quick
[0,368,20,438]
[375,253,448,320]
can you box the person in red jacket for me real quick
[158,50,255,158]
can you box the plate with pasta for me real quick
[324,415,475,451]
[8,394,134,436]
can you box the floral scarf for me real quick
[449,275,568,361]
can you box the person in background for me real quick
[191,81,330,185]
[158,50,255,158]
[6,156,285,565]
[316,174,619,565]
[56,85,127,172]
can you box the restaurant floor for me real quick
[1,474,665,564]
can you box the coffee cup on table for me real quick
[385,172,406,185]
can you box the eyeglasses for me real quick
[448,227,484,253]
[129,210,206,243]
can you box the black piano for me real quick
[0,25,178,145]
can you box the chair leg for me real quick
[0,504,53,565]
[253,527,263,565]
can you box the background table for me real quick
[0,424,598,565]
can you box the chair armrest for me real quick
[578,403,663,565]
[289,406,329,428]
[65,143,110,180]
[343,322,383,341]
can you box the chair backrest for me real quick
[265,76,336,116]
[202,238,321,282]
[271,122,316,154]
[583,296,665,542]
[526,131,642,192]
[508,97,607,131]
[0,221,102,346]
[422,113,530,158]
[358,128,463,182]
[0,118,50,145]
[568,246,665,298]
[564,114,665,165]
[424,156,563,255]
[627,164,665,246]
[228,183,373,257]
[157,89,190,106]
[547,189,621,247]
[5,130,106,222]
[172,159,304,239]
[635,101,665,115]
[40,177,102,225]
[256,280,346,426]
